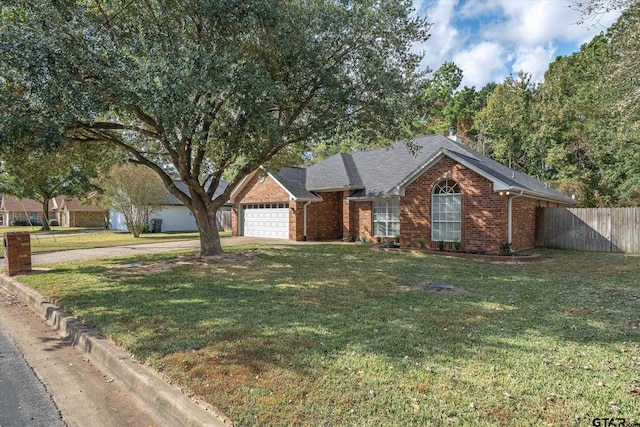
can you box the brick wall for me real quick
[511,197,537,251]
[305,191,342,240]
[3,232,31,276]
[291,201,304,240]
[342,191,355,239]
[68,211,107,228]
[8,211,43,225]
[400,157,509,254]
[232,173,291,237]
[353,201,373,241]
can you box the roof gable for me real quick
[59,196,105,212]
[308,134,574,204]
[230,168,322,202]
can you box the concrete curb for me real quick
[0,274,228,427]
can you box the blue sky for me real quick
[412,0,623,88]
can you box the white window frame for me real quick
[432,179,461,242]
[372,199,400,237]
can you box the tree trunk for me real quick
[40,197,51,231]
[190,192,223,256]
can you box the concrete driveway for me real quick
[1,235,315,268]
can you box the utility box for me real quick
[4,232,32,276]
[151,219,163,233]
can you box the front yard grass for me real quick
[19,245,640,426]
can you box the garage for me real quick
[242,203,290,238]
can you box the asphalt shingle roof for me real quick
[281,134,574,203]
[275,167,322,201]
[163,179,229,205]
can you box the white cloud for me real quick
[413,0,624,88]
[414,0,463,73]
[511,45,557,83]
[482,0,607,46]
[453,41,507,88]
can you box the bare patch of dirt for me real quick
[401,280,469,295]
[111,250,261,276]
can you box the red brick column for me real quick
[342,192,353,240]
[4,232,32,276]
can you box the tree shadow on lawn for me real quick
[34,246,640,423]
[44,246,640,363]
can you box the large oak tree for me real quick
[1,0,430,255]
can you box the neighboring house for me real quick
[0,195,107,227]
[56,197,108,228]
[0,196,49,226]
[110,179,231,232]
[230,134,576,253]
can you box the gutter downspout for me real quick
[507,190,525,249]
[303,201,311,241]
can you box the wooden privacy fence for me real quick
[536,207,640,253]
[216,209,232,232]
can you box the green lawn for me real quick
[19,245,640,426]
[0,226,101,235]
[0,227,219,256]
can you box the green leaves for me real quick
[1,0,430,253]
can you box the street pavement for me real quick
[0,322,65,427]
[0,286,165,427]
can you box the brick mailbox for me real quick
[3,232,32,276]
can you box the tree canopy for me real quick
[0,140,116,229]
[99,163,168,237]
[0,0,430,254]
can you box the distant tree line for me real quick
[417,3,639,207]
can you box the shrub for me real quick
[438,240,445,251]
[453,239,461,251]
[500,242,513,256]
[356,234,369,244]
[49,219,59,226]
[417,237,426,248]
[10,219,29,226]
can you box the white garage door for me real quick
[242,203,290,238]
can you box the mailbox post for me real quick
[3,232,32,276]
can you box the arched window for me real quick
[432,179,461,242]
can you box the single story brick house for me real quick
[57,197,108,228]
[0,196,50,226]
[0,195,107,227]
[230,134,576,253]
